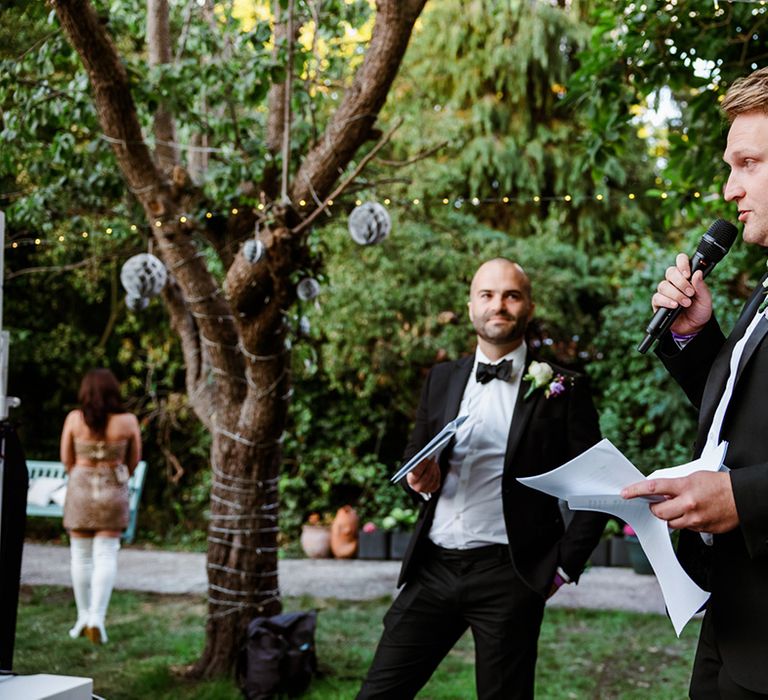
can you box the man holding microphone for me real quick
[623,68,768,699]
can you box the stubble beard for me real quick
[474,312,527,346]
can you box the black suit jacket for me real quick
[396,350,606,598]
[657,280,768,692]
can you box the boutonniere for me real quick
[759,265,768,314]
[523,361,572,400]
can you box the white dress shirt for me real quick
[429,342,527,549]
[704,306,768,453]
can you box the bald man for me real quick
[357,258,607,700]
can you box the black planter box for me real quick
[625,535,653,575]
[589,539,610,566]
[388,530,411,560]
[358,530,389,560]
[609,537,632,567]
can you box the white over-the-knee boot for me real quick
[69,536,94,639]
[86,536,120,644]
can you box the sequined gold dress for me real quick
[62,440,130,531]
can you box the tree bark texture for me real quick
[147,0,179,173]
[52,0,427,678]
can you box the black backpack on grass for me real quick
[237,610,318,699]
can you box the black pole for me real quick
[0,420,28,672]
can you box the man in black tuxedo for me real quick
[622,68,768,699]
[357,258,606,700]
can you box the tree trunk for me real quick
[191,313,290,675]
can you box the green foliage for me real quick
[381,506,417,530]
[381,0,657,247]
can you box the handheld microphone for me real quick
[637,219,738,354]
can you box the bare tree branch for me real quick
[292,118,402,235]
[280,0,296,204]
[147,0,179,173]
[376,140,448,167]
[6,256,97,279]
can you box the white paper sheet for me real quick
[390,415,469,484]
[518,438,727,636]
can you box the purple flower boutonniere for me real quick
[523,361,572,400]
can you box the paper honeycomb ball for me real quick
[120,254,167,299]
[296,277,320,301]
[125,294,149,312]
[348,202,391,245]
[243,239,265,263]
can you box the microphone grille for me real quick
[696,219,738,263]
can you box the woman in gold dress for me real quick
[60,368,141,644]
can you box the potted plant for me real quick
[358,521,389,560]
[300,512,332,559]
[383,507,417,560]
[623,524,653,575]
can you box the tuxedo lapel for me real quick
[503,351,538,474]
[736,314,768,384]
[442,355,474,424]
[698,279,766,437]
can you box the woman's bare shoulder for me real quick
[108,411,140,432]
[64,409,83,426]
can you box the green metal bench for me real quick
[25,460,148,544]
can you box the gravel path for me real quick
[20,542,668,614]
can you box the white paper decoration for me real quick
[299,316,311,336]
[243,239,265,263]
[120,253,167,299]
[296,277,320,301]
[348,201,391,245]
[125,295,149,312]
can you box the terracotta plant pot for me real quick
[330,505,359,559]
[300,524,331,559]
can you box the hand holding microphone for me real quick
[652,252,714,334]
[638,220,738,353]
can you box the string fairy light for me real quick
[6,187,723,250]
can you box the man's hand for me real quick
[651,253,713,336]
[406,457,441,494]
[621,471,739,533]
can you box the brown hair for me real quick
[722,67,768,122]
[78,368,125,435]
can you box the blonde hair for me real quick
[722,67,768,122]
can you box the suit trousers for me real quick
[690,609,768,699]
[356,542,545,700]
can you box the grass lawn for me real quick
[13,586,699,699]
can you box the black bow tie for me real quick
[476,359,514,384]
